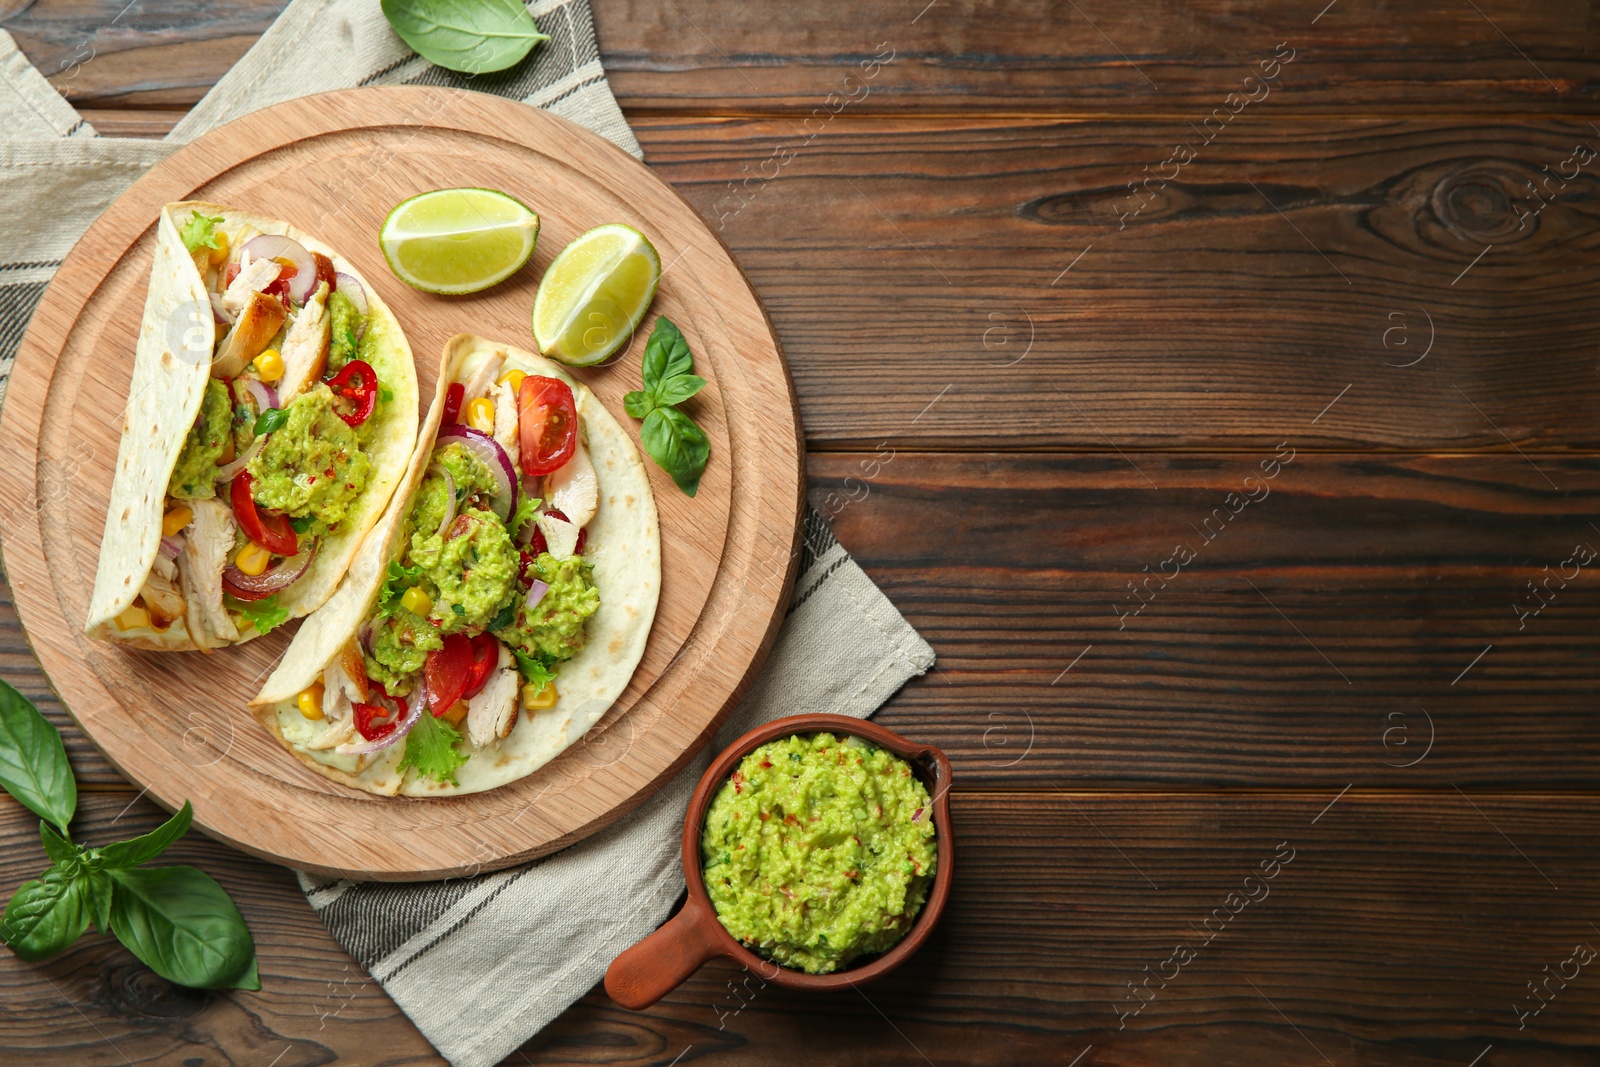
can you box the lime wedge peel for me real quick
[380,188,540,295]
[532,223,661,367]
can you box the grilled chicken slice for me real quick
[460,350,503,406]
[212,290,286,379]
[466,645,519,748]
[491,379,520,471]
[139,569,186,631]
[543,440,597,530]
[276,282,331,399]
[220,256,280,314]
[177,499,239,648]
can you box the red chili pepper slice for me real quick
[230,471,298,557]
[442,382,465,426]
[353,681,402,741]
[424,632,474,717]
[326,359,378,427]
[463,633,499,699]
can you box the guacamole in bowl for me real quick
[700,732,937,974]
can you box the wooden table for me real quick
[3,2,1598,1063]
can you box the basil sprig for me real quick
[624,317,711,497]
[0,680,258,989]
[381,0,550,74]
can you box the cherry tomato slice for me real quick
[463,634,499,699]
[518,376,578,477]
[442,382,465,426]
[230,471,298,556]
[326,359,378,427]
[353,682,402,741]
[424,632,474,717]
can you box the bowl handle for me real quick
[605,896,725,1010]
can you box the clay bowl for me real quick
[605,713,954,1007]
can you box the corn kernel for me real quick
[162,505,193,537]
[253,348,285,383]
[235,541,272,576]
[497,369,526,396]
[400,585,433,617]
[465,397,496,433]
[208,229,230,268]
[442,700,470,726]
[297,683,326,720]
[113,605,150,632]
[522,681,558,710]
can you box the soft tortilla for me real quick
[252,335,661,798]
[84,201,419,649]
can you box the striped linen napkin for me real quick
[0,5,935,1065]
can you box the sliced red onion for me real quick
[159,536,183,560]
[359,620,375,655]
[239,377,279,414]
[435,425,517,522]
[912,806,925,823]
[431,465,457,537]
[214,431,267,483]
[222,537,318,601]
[209,292,234,325]
[335,676,427,756]
[524,579,549,611]
[240,233,317,304]
[334,272,369,316]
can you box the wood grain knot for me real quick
[103,960,213,1019]
[1429,162,1539,243]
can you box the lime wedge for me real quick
[531,223,661,366]
[380,188,539,295]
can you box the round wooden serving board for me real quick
[0,88,803,880]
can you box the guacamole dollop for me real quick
[246,383,371,530]
[169,377,232,499]
[409,508,519,634]
[493,552,598,661]
[701,733,936,974]
[326,290,364,373]
[365,605,442,695]
[409,445,500,541]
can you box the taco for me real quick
[85,202,419,651]
[251,335,660,797]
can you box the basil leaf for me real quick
[623,390,655,420]
[108,866,258,990]
[641,317,692,396]
[653,373,706,408]
[1,869,90,962]
[0,680,75,836]
[381,0,550,74]
[84,868,113,935]
[253,407,289,435]
[98,801,192,870]
[640,406,710,498]
[39,821,79,872]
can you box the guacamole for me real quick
[326,290,363,372]
[246,383,371,530]
[409,508,519,634]
[365,605,442,695]
[493,552,599,661]
[701,733,936,974]
[410,445,500,542]
[169,377,232,499]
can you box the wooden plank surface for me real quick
[6,791,1597,1065]
[2,1,1598,1065]
[8,0,1600,114]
